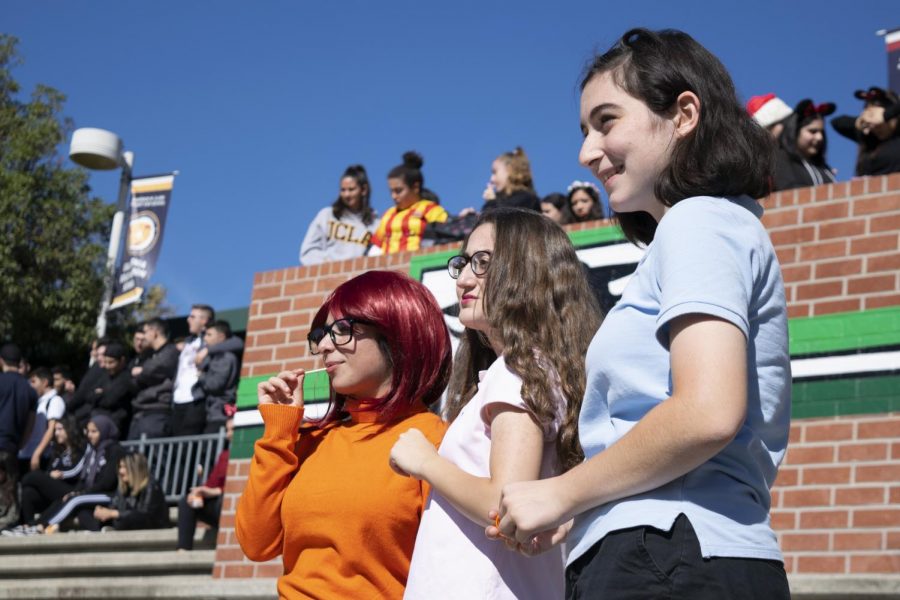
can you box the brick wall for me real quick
[214,174,900,581]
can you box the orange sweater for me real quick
[236,403,446,600]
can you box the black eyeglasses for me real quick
[447,251,492,279]
[307,318,367,355]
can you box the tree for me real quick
[0,34,123,373]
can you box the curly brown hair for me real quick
[445,208,601,471]
[496,147,535,194]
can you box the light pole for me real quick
[69,127,134,339]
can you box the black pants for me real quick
[177,494,222,550]
[20,470,74,525]
[171,400,207,437]
[565,514,790,600]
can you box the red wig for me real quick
[311,270,451,423]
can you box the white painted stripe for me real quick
[132,174,175,188]
[576,242,645,268]
[791,350,900,379]
[235,403,330,428]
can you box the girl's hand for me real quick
[389,428,438,479]
[486,508,571,556]
[482,183,496,202]
[496,477,574,546]
[257,369,305,409]
[49,470,63,479]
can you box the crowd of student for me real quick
[300,84,900,269]
[747,86,900,191]
[298,148,609,266]
[0,305,241,544]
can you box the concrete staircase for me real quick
[0,528,276,599]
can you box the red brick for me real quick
[814,298,861,315]
[284,281,315,297]
[274,344,307,361]
[857,464,900,483]
[889,532,900,549]
[834,532,883,550]
[242,348,273,364]
[850,234,899,255]
[251,285,283,301]
[838,442,889,462]
[256,563,285,578]
[246,316,277,333]
[771,489,781,507]
[293,294,327,310]
[830,181,850,200]
[853,192,900,215]
[775,247,797,265]
[259,299,292,316]
[316,275,351,293]
[787,303,811,318]
[799,240,847,261]
[781,264,812,284]
[774,467,799,487]
[835,487,886,505]
[783,555,795,574]
[253,331,287,347]
[866,294,900,309]
[849,555,900,573]
[850,178,868,197]
[770,226,816,246]
[215,547,248,562]
[213,565,224,579]
[288,329,309,344]
[818,219,866,240]
[796,281,844,301]
[868,253,900,273]
[780,533,829,551]
[799,510,848,529]
[888,173,900,191]
[894,442,900,460]
[814,259,862,279]
[858,419,900,439]
[847,274,896,295]
[785,446,835,464]
[796,555,846,574]
[802,466,851,485]
[804,422,853,442]
[253,273,264,286]
[250,362,287,377]
[870,213,900,233]
[223,564,255,578]
[854,508,900,528]
[796,187,814,204]
[761,208,799,228]
[280,313,314,329]
[803,202,849,222]
[783,488,831,508]
[770,510,796,531]
[789,424,803,443]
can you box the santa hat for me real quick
[746,93,793,128]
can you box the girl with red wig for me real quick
[236,270,451,599]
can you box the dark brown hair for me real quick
[581,28,773,245]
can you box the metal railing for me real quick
[122,429,227,504]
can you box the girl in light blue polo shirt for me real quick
[494,28,791,599]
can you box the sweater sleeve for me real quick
[236,404,304,562]
[831,115,861,142]
[299,208,329,265]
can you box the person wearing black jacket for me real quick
[193,321,242,433]
[831,87,900,177]
[773,99,837,191]
[36,414,125,533]
[90,342,136,433]
[68,338,111,427]
[128,319,179,440]
[480,147,541,213]
[89,452,168,531]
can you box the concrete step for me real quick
[0,549,215,579]
[0,575,277,600]
[0,526,212,555]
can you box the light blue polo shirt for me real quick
[568,195,791,565]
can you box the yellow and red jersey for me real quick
[371,199,448,254]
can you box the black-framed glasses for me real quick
[447,251,492,279]
[307,318,367,355]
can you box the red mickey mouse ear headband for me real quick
[854,87,887,103]
[795,99,836,119]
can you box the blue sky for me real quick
[6,1,898,316]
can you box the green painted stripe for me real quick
[790,374,900,419]
[567,224,627,246]
[408,247,460,281]
[236,370,331,410]
[232,424,264,460]
[789,306,900,355]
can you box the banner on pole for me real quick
[109,174,176,311]
[886,27,900,95]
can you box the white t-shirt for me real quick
[404,356,565,600]
[173,335,202,404]
[38,390,65,420]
